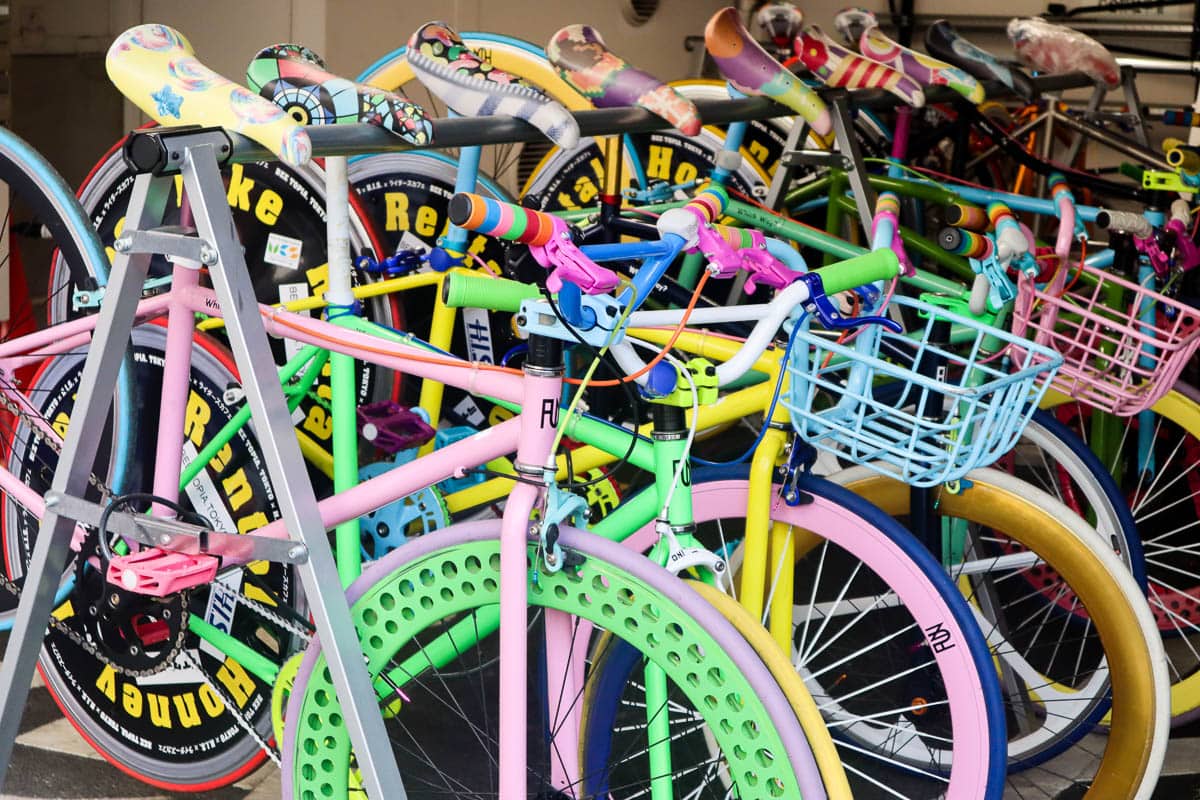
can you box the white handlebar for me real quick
[616,278,816,386]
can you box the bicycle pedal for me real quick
[106,548,218,597]
[357,402,436,454]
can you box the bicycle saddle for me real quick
[246,43,432,145]
[546,24,700,136]
[406,21,579,149]
[795,24,925,108]
[754,1,805,59]
[925,20,1037,101]
[1007,17,1121,90]
[106,24,311,166]
[704,6,831,136]
[834,8,984,104]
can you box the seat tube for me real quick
[505,333,562,797]
[645,401,699,800]
[151,259,200,515]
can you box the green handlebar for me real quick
[814,249,900,295]
[442,274,539,312]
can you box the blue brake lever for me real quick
[356,248,425,277]
[797,273,902,333]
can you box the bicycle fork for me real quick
[503,333,574,798]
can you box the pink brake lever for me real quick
[736,230,802,294]
[1166,217,1200,273]
[1137,217,1200,277]
[531,216,620,295]
[691,210,745,279]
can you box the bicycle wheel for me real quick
[5,324,303,792]
[655,469,1005,800]
[581,580,854,800]
[838,466,1168,799]
[282,520,826,799]
[0,126,135,621]
[48,130,399,452]
[1044,384,1200,724]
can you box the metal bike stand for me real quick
[0,131,407,799]
[763,89,876,235]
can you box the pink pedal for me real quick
[106,548,219,597]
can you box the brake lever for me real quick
[739,231,804,294]
[1165,217,1200,274]
[532,217,620,295]
[356,248,426,277]
[797,272,902,332]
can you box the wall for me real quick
[9,0,1200,188]
[324,0,723,82]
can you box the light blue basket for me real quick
[783,295,1063,487]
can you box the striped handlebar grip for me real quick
[685,184,730,224]
[943,202,988,232]
[939,227,992,259]
[448,193,559,247]
[1163,109,1200,128]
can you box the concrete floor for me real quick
[0,667,1197,799]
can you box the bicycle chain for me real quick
[0,380,111,499]
[0,569,190,678]
[181,648,282,766]
[209,578,314,644]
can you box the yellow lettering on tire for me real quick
[385,192,410,231]
[122,682,143,718]
[226,164,255,212]
[255,190,283,225]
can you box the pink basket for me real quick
[1010,264,1200,416]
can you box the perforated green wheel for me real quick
[282,521,826,799]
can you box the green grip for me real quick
[442,274,539,312]
[815,249,900,295]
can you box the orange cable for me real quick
[567,271,712,386]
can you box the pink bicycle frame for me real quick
[0,257,583,796]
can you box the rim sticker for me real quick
[264,232,303,269]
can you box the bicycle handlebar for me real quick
[619,248,900,386]
[939,227,994,259]
[1165,138,1200,174]
[443,274,539,312]
[448,193,560,247]
[1095,209,1154,239]
[943,202,989,232]
[443,247,898,387]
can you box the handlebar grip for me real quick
[685,184,730,224]
[814,249,900,295]
[939,227,992,259]
[448,193,559,247]
[442,273,540,312]
[1163,109,1200,127]
[1095,209,1154,239]
[1166,142,1200,174]
[943,202,989,232]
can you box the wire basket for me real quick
[1010,265,1200,416]
[783,294,1062,487]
